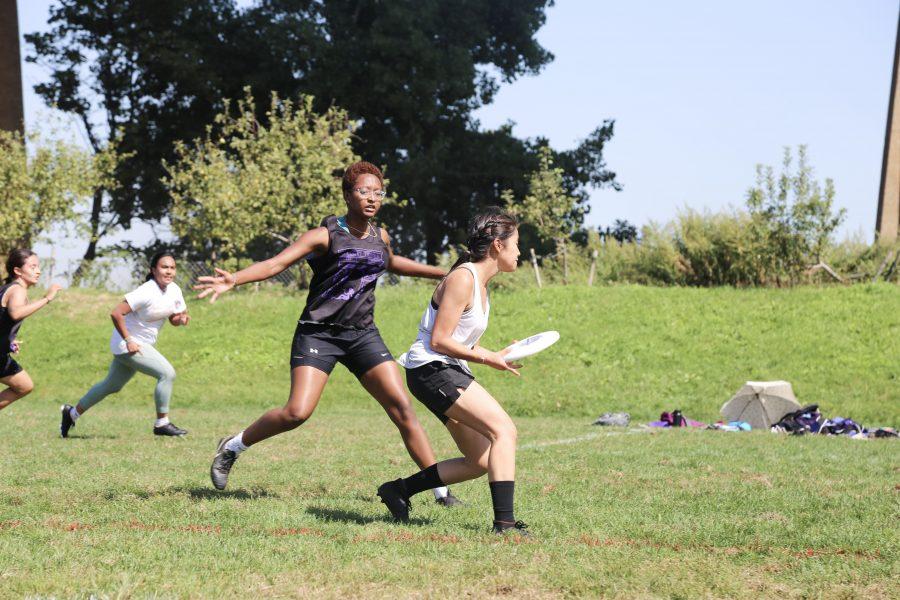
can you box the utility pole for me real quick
[876,12,900,242]
[0,0,24,134]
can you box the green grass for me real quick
[0,285,897,598]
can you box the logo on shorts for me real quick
[380,353,390,357]
[309,348,319,354]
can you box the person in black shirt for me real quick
[0,249,61,412]
[201,162,460,505]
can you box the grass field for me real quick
[1,284,897,598]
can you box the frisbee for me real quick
[503,331,560,362]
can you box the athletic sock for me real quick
[69,407,80,422]
[224,431,248,455]
[154,416,170,428]
[432,486,449,500]
[402,464,444,498]
[489,480,515,524]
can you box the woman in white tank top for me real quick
[378,208,531,537]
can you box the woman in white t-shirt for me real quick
[60,253,191,437]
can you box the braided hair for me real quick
[450,207,518,271]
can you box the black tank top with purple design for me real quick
[0,283,23,353]
[300,215,389,329]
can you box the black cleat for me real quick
[153,422,188,436]
[377,479,411,522]
[435,488,464,507]
[60,404,75,438]
[210,436,238,490]
[492,520,532,538]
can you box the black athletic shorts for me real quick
[405,361,475,424]
[290,322,394,377]
[0,353,22,379]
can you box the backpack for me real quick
[772,404,822,434]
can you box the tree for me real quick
[25,0,255,272]
[251,0,619,261]
[0,129,97,259]
[165,90,358,260]
[746,145,846,283]
[507,146,579,253]
[28,0,620,262]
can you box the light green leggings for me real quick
[77,344,176,414]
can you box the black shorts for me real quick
[290,322,394,377]
[0,354,22,379]
[405,361,475,424]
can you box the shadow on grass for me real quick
[307,506,431,526]
[60,434,118,440]
[103,485,278,501]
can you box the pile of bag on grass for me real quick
[600,380,897,439]
[722,381,896,439]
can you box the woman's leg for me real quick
[120,345,176,417]
[210,365,329,490]
[241,365,329,446]
[0,370,34,410]
[379,381,523,531]
[75,357,137,415]
[442,381,517,482]
[433,418,491,484]
[357,360,436,469]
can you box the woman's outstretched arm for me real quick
[196,227,329,302]
[380,228,445,280]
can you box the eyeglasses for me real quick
[354,188,387,200]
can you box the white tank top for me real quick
[401,263,490,374]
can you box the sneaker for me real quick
[435,488,464,507]
[60,404,75,438]
[492,520,532,538]
[210,436,238,490]
[377,479,411,522]
[153,422,188,436]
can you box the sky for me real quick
[15,0,900,272]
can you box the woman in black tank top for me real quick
[0,249,61,412]
[197,161,461,504]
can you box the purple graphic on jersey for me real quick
[320,247,385,301]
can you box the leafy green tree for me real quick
[165,90,358,260]
[746,145,846,284]
[28,0,620,262]
[0,129,96,259]
[25,0,254,268]
[507,146,580,254]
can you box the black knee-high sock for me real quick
[401,464,444,497]
[489,480,515,524]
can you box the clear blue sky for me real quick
[17,0,900,265]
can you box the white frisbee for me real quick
[503,331,560,362]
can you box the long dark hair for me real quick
[5,249,36,284]
[145,252,175,282]
[450,207,518,271]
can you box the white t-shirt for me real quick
[110,280,186,354]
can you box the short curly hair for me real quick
[342,161,384,195]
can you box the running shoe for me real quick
[377,479,411,522]
[210,436,238,490]
[153,422,188,436]
[492,520,532,538]
[435,488,464,507]
[60,404,75,438]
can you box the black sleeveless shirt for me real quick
[300,215,389,329]
[0,283,24,353]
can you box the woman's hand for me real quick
[480,347,522,376]
[195,268,236,303]
[125,339,142,355]
[45,283,62,302]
